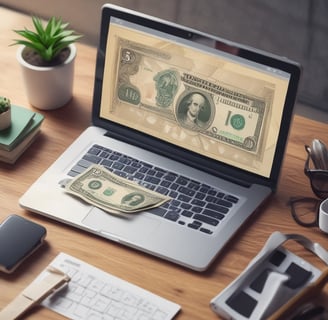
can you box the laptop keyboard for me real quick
[68,144,239,235]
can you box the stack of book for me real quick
[0,105,44,164]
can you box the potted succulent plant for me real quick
[12,16,82,110]
[0,96,11,131]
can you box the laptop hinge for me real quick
[103,130,267,190]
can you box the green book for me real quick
[0,111,44,164]
[0,105,37,151]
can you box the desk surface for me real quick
[0,6,328,320]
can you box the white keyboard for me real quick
[35,253,181,320]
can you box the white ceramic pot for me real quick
[0,108,11,131]
[17,44,76,110]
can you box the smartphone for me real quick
[0,214,47,273]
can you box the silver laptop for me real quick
[20,4,301,271]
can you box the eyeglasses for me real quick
[304,144,328,199]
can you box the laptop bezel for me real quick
[91,4,301,192]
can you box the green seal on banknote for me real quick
[230,114,245,130]
[88,180,102,190]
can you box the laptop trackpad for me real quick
[82,207,160,242]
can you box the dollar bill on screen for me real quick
[115,39,272,155]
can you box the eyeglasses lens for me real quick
[289,198,319,227]
[310,172,328,199]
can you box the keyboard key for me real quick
[193,214,219,226]
[170,200,181,207]
[163,174,177,182]
[191,206,202,213]
[176,177,188,185]
[67,169,81,177]
[148,207,166,217]
[225,194,239,203]
[181,203,191,210]
[164,212,180,222]
[181,210,193,217]
[69,165,86,176]
[82,154,102,164]
[100,151,110,158]
[170,183,179,191]
[145,176,161,184]
[177,194,192,203]
[178,186,196,197]
[199,185,211,193]
[139,166,149,173]
[202,209,225,221]
[160,180,172,188]
[123,166,137,174]
[168,191,178,198]
[134,172,145,180]
[109,154,120,160]
[191,199,206,207]
[119,157,131,165]
[155,168,166,178]
[208,189,217,196]
[195,192,206,200]
[100,159,113,167]
[205,195,216,203]
[77,159,93,168]
[188,221,202,230]
[155,186,170,195]
[200,228,213,234]
[188,181,201,190]
[215,199,233,208]
[88,146,102,155]
[206,203,229,214]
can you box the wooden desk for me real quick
[0,6,327,320]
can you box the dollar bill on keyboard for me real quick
[63,164,170,214]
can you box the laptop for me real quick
[19,4,301,271]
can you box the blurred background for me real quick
[2,0,328,121]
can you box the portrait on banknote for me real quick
[100,21,289,178]
[176,91,213,131]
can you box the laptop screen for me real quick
[93,5,301,189]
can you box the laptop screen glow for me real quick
[99,18,291,178]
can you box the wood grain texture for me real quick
[0,6,327,320]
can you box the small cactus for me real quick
[0,96,11,113]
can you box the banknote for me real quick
[64,165,170,214]
[114,40,272,154]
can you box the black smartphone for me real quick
[0,214,47,273]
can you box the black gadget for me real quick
[0,214,46,273]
